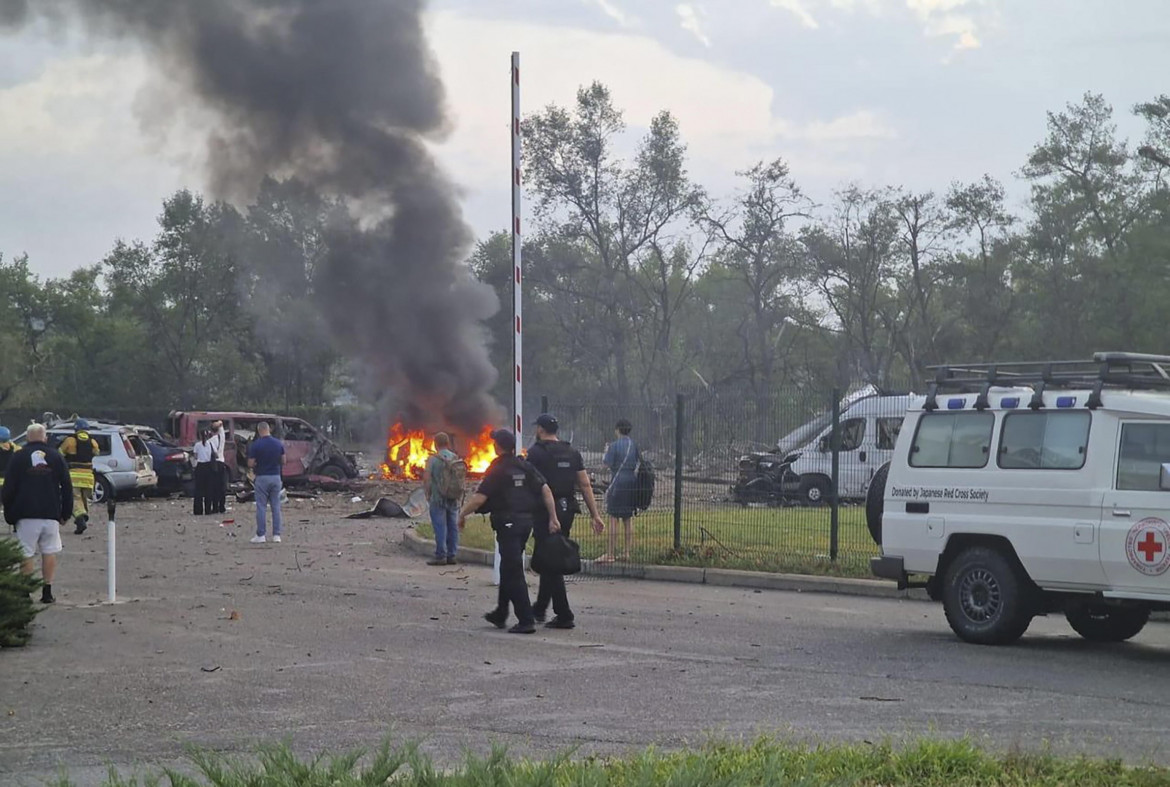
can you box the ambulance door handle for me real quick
[1112,508,1132,518]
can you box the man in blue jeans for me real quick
[247,421,285,544]
[422,432,462,566]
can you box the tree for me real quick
[1017,93,1151,357]
[888,189,954,377]
[803,187,903,386]
[524,83,706,402]
[699,159,812,397]
[0,254,49,405]
[104,191,247,408]
[240,178,338,408]
[944,176,1017,361]
[1135,95,1170,172]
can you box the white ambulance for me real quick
[871,353,1170,645]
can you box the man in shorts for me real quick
[2,423,73,604]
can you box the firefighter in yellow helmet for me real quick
[58,419,99,534]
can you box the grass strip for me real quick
[421,505,878,578]
[51,738,1170,786]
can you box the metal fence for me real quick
[543,387,913,578]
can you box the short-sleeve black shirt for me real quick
[476,454,548,520]
[527,439,584,500]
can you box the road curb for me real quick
[401,527,929,600]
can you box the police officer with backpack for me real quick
[526,414,605,629]
[458,429,560,634]
[423,432,466,566]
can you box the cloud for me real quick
[429,11,895,179]
[770,0,820,29]
[797,110,897,141]
[769,0,990,49]
[906,0,985,49]
[583,0,635,27]
[0,10,902,274]
[676,4,712,46]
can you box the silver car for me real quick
[18,423,158,503]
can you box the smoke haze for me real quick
[0,0,504,432]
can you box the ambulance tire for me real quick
[943,546,1033,645]
[865,462,889,546]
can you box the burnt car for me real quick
[124,424,195,495]
[730,411,831,506]
[167,411,358,482]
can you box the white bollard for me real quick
[106,499,116,603]
[492,541,501,585]
[107,517,116,603]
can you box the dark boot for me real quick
[73,515,88,535]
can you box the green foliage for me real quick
[0,536,41,647]
[6,89,1170,418]
[470,88,1170,407]
[46,737,1170,786]
[0,183,353,415]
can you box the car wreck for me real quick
[167,410,359,482]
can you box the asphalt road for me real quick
[4,497,1170,785]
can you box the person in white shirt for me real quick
[192,429,217,516]
[206,420,227,514]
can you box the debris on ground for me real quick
[346,497,410,519]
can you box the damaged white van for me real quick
[784,392,911,505]
[870,353,1170,645]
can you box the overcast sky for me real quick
[1,0,1166,279]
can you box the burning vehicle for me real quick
[378,423,498,480]
[168,411,358,482]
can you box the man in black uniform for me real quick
[526,414,606,629]
[458,429,560,634]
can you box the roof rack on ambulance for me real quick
[922,352,1170,412]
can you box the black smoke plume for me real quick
[0,0,503,432]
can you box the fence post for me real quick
[829,388,841,562]
[673,394,684,551]
[540,395,549,415]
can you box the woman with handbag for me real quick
[599,418,639,562]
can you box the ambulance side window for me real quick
[1117,423,1170,491]
[909,412,994,468]
[998,411,1090,470]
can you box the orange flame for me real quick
[379,424,499,480]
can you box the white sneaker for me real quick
[272,535,282,543]
[250,535,267,544]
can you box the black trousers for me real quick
[494,517,534,625]
[193,463,215,515]
[211,461,227,514]
[534,510,576,621]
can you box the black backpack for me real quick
[634,457,655,511]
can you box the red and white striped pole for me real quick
[494,51,523,585]
[511,51,523,446]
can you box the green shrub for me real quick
[0,535,41,647]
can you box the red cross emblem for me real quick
[1126,519,1170,576]
[1137,531,1164,563]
